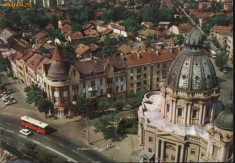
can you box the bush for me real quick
[117,118,135,135]
[125,127,138,134]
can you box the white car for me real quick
[20,129,32,136]
[223,69,227,73]
[5,99,17,105]
[2,94,10,100]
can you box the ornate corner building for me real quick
[138,28,233,162]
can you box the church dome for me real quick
[47,47,69,81]
[166,28,217,92]
[214,99,233,131]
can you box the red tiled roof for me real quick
[70,32,84,40]
[44,23,54,31]
[59,19,71,25]
[88,44,99,52]
[83,23,92,29]
[84,29,99,37]
[124,48,179,67]
[44,12,54,17]
[102,28,113,35]
[26,53,44,71]
[34,31,48,39]
[61,24,71,33]
[95,11,103,16]
[75,44,90,56]
[36,57,51,75]
[178,23,193,33]
[10,51,24,64]
[210,25,233,34]
[110,23,125,31]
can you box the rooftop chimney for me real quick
[156,50,159,56]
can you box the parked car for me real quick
[223,69,227,73]
[3,97,14,103]
[5,99,17,105]
[19,129,32,136]
[2,94,10,100]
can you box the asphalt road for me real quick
[0,73,113,163]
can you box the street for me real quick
[0,73,113,163]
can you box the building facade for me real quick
[138,28,233,162]
[124,48,180,93]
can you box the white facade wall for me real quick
[114,73,126,93]
[82,77,106,98]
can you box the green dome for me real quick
[184,27,203,48]
[214,100,233,131]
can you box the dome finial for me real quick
[184,27,203,48]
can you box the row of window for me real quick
[130,64,167,73]
[166,106,210,118]
[82,77,124,88]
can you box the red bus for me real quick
[20,116,49,134]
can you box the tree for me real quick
[93,114,119,140]
[39,152,56,163]
[22,142,37,158]
[215,53,228,68]
[58,43,77,60]
[158,6,174,22]
[37,98,53,118]
[20,10,33,25]
[212,36,221,48]
[135,89,148,104]
[49,29,63,40]
[204,43,211,51]
[140,7,159,22]
[102,36,116,55]
[71,23,83,33]
[121,18,138,34]
[24,84,44,105]
[114,100,125,111]
[98,100,109,113]
[73,95,87,117]
[171,34,184,45]
[0,58,10,72]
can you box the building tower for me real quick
[42,47,72,118]
[137,28,232,162]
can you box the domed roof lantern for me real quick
[184,27,203,49]
[214,93,233,131]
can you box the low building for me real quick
[61,24,71,34]
[199,2,211,10]
[178,23,193,37]
[9,51,24,78]
[84,29,99,39]
[158,22,172,30]
[57,0,70,6]
[25,54,44,86]
[108,23,127,37]
[210,25,233,59]
[58,19,71,29]
[224,3,233,11]
[66,31,84,44]
[0,28,16,44]
[33,31,48,44]
[16,49,34,86]
[42,0,52,8]
[75,44,91,59]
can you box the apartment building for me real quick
[124,47,181,93]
